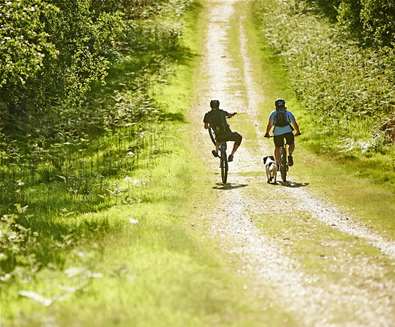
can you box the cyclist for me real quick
[203,99,242,162]
[264,98,301,166]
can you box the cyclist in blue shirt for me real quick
[264,99,301,166]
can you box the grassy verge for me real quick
[0,3,277,326]
[1,124,265,326]
[242,1,395,240]
[252,0,395,190]
[223,1,395,299]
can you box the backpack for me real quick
[274,110,289,127]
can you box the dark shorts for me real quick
[274,132,294,147]
[216,131,242,146]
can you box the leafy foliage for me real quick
[305,0,395,47]
[0,0,192,141]
[0,0,195,279]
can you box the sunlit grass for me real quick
[0,2,289,325]
[252,0,395,190]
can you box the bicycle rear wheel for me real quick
[279,146,287,182]
[220,146,228,184]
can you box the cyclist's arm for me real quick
[224,111,236,118]
[264,120,273,137]
[292,120,301,135]
[288,112,301,135]
[203,113,210,129]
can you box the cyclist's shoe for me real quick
[228,154,234,162]
[212,150,219,158]
[288,155,294,166]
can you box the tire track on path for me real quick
[238,12,395,260]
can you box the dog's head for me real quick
[263,156,275,165]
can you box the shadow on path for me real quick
[276,181,309,188]
[213,183,248,190]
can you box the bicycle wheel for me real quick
[279,146,287,182]
[220,144,228,184]
[208,128,216,146]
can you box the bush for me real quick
[305,0,395,47]
[0,0,194,146]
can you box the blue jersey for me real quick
[269,110,295,136]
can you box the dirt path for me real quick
[190,1,395,326]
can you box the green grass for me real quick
[251,0,395,191]
[0,3,294,325]
[1,129,266,326]
[251,205,395,283]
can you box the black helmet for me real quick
[275,98,285,108]
[210,99,220,109]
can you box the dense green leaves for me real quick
[0,0,193,142]
[0,1,58,88]
[360,0,395,47]
[0,0,126,128]
[306,0,395,47]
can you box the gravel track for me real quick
[190,1,395,325]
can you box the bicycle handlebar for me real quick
[264,131,301,138]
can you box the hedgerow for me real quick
[255,0,394,157]
[0,0,194,158]
[304,0,395,47]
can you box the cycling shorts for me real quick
[216,131,242,146]
[273,132,294,147]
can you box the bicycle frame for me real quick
[278,144,288,182]
[208,128,228,184]
[266,135,289,183]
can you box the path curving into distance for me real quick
[190,0,395,326]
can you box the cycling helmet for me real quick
[210,99,220,109]
[275,98,286,108]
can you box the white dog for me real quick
[263,156,277,184]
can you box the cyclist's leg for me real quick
[274,146,280,164]
[285,133,295,166]
[229,132,242,156]
[273,135,285,165]
[212,133,224,157]
[215,141,220,153]
[286,133,295,154]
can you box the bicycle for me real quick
[265,132,301,183]
[278,143,288,183]
[208,127,228,184]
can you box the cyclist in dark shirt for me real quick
[203,99,242,162]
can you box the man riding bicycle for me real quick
[264,98,301,166]
[203,99,242,162]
